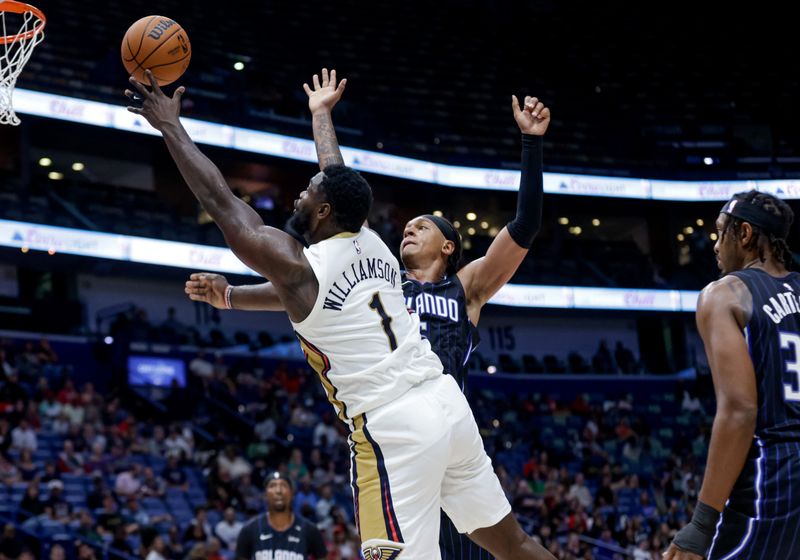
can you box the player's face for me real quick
[714,213,742,275]
[286,173,326,238]
[265,479,292,512]
[400,217,448,267]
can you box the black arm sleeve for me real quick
[235,521,254,560]
[305,524,328,559]
[506,134,544,248]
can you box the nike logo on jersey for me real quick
[259,534,273,541]
[287,536,300,543]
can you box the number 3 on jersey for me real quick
[780,331,800,402]
[369,292,398,351]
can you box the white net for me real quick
[0,4,44,126]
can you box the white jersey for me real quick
[291,228,443,423]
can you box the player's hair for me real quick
[724,190,794,269]
[439,218,463,275]
[319,165,373,232]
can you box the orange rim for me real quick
[0,1,46,45]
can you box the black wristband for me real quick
[506,134,543,248]
[672,501,721,557]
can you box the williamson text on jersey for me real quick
[323,258,398,311]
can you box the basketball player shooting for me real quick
[664,191,800,559]
[124,71,554,560]
[185,69,552,560]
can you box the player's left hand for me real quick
[125,69,185,130]
[662,543,705,560]
[511,95,551,136]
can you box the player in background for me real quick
[185,69,549,559]
[236,472,327,560]
[665,190,800,559]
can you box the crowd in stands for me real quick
[0,333,714,560]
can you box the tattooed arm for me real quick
[303,68,346,169]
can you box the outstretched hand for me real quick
[303,68,347,115]
[125,70,185,131]
[511,95,551,136]
[185,272,230,310]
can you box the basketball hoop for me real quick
[0,1,45,126]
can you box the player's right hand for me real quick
[303,68,347,115]
[185,272,229,309]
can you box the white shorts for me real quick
[349,374,511,560]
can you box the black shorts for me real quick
[439,510,495,560]
[708,506,800,559]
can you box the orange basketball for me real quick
[121,15,191,86]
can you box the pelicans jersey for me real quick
[291,227,443,422]
[707,268,800,560]
[291,228,510,559]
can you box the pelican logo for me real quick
[361,540,403,560]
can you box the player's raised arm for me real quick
[303,68,346,170]
[185,273,285,312]
[125,71,312,294]
[457,95,549,320]
[664,276,757,560]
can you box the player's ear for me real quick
[317,202,332,220]
[740,222,754,245]
[442,240,455,257]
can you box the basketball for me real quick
[121,15,191,86]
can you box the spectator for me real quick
[57,379,78,406]
[312,413,339,450]
[0,453,19,484]
[19,480,44,520]
[39,395,63,426]
[17,449,38,481]
[0,418,11,459]
[189,350,214,380]
[567,473,593,509]
[161,456,188,489]
[108,526,134,560]
[164,526,185,559]
[315,484,335,530]
[75,509,102,545]
[48,544,66,560]
[115,464,142,498]
[238,473,262,513]
[164,425,192,460]
[86,475,107,510]
[122,497,170,528]
[142,527,168,560]
[182,507,211,544]
[57,440,84,473]
[0,524,25,560]
[140,466,167,497]
[97,494,127,537]
[76,542,99,560]
[214,507,243,551]
[11,419,37,452]
[46,480,72,523]
[217,445,252,480]
[207,537,225,560]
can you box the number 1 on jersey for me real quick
[369,292,398,351]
